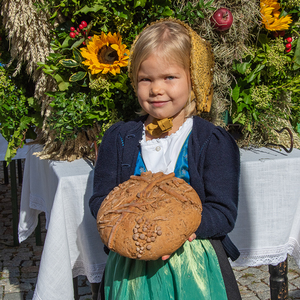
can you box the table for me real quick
[0,133,29,245]
[18,144,107,300]
[229,147,300,299]
[19,145,300,299]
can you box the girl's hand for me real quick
[161,233,196,261]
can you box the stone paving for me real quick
[0,160,299,300]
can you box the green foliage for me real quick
[46,89,112,142]
[0,67,42,164]
[230,30,300,144]
[173,0,215,23]
[45,72,140,142]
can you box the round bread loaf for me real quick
[97,171,202,260]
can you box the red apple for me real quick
[210,8,233,31]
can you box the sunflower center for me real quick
[97,45,119,64]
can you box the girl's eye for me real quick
[166,76,175,80]
[139,78,150,82]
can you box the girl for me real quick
[89,18,241,300]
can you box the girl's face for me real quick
[137,53,190,122]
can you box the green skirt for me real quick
[104,239,228,300]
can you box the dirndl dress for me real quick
[101,120,240,300]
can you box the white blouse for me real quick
[140,117,193,174]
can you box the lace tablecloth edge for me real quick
[72,261,106,283]
[231,237,300,268]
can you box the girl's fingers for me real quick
[161,255,171,260]
[161,234,196,260]
[188,233,196,242]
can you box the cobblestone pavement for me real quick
[0,161,299,300]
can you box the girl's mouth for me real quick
[150,101,169,107]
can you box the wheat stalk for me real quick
[1,0,56,110]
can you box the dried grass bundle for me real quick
[33,123,101,162]
[0,0,56,111]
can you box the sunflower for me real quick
[260,0,293,31]
[80,32,130,76]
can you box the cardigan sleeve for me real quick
[89,122,123,219]
[194,127,240,240]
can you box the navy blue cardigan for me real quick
[89,115,241,261]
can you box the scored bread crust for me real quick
[97,171,202,260]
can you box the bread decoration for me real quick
[97,171,202,260]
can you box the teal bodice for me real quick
[134,132,191,183]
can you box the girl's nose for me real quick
[150,81,163,95]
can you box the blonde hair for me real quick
[129,20,197,117]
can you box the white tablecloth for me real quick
[230,147,300,268]
[18,145,107,300]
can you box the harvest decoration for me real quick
[0,0,299,162]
